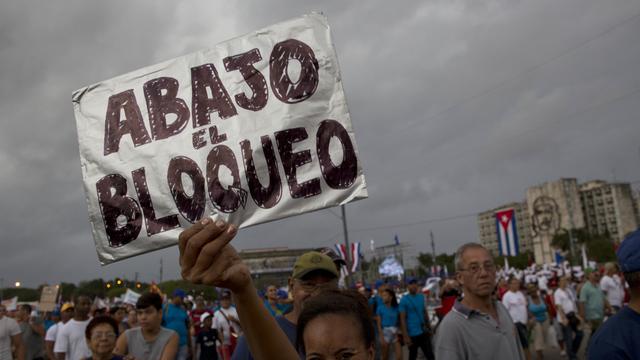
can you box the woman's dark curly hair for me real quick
[85,315,119,339]
[296,289,374,352]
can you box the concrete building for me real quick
[477,202,532,257]
[526,178,585,264]
[239,247,314,289]
[579,180,639,243]
[478,178,640,264]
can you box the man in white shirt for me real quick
[600,262,625,312]
[537,274,549,293]
[54,295,92,360]
[502,277,530,359]
[214,291,242,360]
[0,304,24,360]
[554,277,583,360]
[45,303,73,360]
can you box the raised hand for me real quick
[178,218,252,294]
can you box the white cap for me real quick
[200,312,212,323]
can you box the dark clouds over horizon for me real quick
[2,0,640,287]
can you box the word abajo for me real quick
[103,39,321,156]
[94,39,359,248]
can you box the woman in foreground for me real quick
[178,218,375,360]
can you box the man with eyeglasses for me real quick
[232,250,339,360]
[434,243,524,360]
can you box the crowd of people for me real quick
[1,218,639,359]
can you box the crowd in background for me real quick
[1,222,639,360]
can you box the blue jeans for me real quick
[176,344,189,360]
[560,323,583,360]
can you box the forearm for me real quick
[15,346,25,360]
[399,313,409,336]
[30,324,45,337]
[45,341,55,360]
[233,283,298,360]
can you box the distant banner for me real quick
[378,256,404,277]
[73,13,367,264]
[39,285,59,312]
[1,297,18,311]
[122,289,141,305]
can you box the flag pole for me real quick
[341,205,352,284]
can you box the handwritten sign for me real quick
[73,13,367,264]
[39,285,59,312]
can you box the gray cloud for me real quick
[2,0,640,287]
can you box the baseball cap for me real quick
[617,229,640,273]
[316,247,347,266]
[292,251,339,280]
[406,277,418,285]
[200,312,212,323]
[173,289,186,299]
[60,303,74,313]
[220,290,232,299]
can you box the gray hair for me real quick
[454,242,488,271]
[604,262,618,273]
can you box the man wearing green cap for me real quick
[232,250,339,360]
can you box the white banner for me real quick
[73,13,367,264]
[122,289,141,306]
[1,297,18,311]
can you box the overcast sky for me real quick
[2,0,640,288]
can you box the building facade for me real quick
[239,247,314,289]
[526,178,585,264]
[477,178,639,264]
[579,181,639,243]
[477,201,532,257]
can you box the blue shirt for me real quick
[263,300,290,317]
[377,303,400,328]
[399,293,426,337]
[163,303,189,346]
[589,306,640,360]
[369,295,383,312]
[528,300,547,323]
[232,316,298,360]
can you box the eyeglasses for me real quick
[458,262,496,275]
[91,331,116,340]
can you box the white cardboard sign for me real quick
[73,13,367,265]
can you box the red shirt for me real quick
[190,308,210,334]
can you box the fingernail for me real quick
[227,224,237,235]
[216,220,226,228]
[201,218,211,225]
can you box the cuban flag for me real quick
[495,208,519,257]
[350,242,362,272]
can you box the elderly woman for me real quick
[84,315,122,360]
